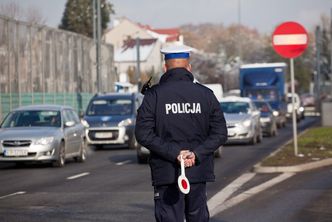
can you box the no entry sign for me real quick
[272,21,308,58]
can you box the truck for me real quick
[239,63,287,128]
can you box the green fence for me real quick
[0,92,94,120]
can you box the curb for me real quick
[252,125,332,173]
[253,158,332,173]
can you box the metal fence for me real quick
[0,15,116,119]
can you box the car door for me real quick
[68,109,84,153]
[250,102,261,134]
[63,109,79,155]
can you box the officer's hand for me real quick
[177,150,190,163]
[177,150,195,168]
[184,152,195,167]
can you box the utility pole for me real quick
[136,37,141,89]
[330,8,332,96]
[96,0,102,92]
[238,0,242,64]
[92,0,96,44]
[315,26,321,110]
[92,0,102,92]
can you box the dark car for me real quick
[254,101,278,137]
[83,93,143,149]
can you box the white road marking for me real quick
[273,34,307,45]
[208,173,256,216]
[67,172,90,180]
[0,191,26,200]
[116,160,132,166]
[210,172,295,216]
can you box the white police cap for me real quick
[160,45,193,60]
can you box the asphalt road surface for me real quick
[0,117,320,222]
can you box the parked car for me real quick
[254,101,278,137]
[220,96,262,145]
[83,93,143,149]
[286,93,304,121]
[0,105,87,167]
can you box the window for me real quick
[220,102,250,114]
[86,98,133,116]
[1,110,61,128]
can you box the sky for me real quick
[1,0,331,33]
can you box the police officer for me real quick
[135,45,227,222]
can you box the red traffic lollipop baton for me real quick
[178,156,190,194]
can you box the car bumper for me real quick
[260,121,273,133]
[0,144,57,162]
[226,126,255,144]
[86,126,133,145]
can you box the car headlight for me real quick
[273,111,279,116]
[81,119,89,127]
[242,119,251,127]
[118,118,133,127]
[34,137,54,145]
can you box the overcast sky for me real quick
[1,0,331,33]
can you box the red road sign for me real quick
[272,21,308,58]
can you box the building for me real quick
[104,17,184,83]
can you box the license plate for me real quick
[4,149,28,157]
[95,132,113,139]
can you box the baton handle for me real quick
[180,156,186,177]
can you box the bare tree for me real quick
[25,6,46,25]
[0,2,46,25]
[0,1,22,20]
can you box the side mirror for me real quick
[65,121,75,127]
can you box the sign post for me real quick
[272,21,309,156]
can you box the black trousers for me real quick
[154,183,209,222]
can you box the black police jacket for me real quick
[135,68,228,186]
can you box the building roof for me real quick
[138,23,181,42]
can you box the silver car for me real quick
[220,96,262,145]
[0,105,87,167]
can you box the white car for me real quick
[220,96,262,145]
[286,93,304,121]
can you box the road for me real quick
[0,116,321,222]
[214,165,332,222]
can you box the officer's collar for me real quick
[159,68,194,84]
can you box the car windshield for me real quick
[220,102,250,114]
[1,110,61,128]
[86,98,133,116]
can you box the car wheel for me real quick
[129,135,139,150]
[53,142,65,167]
[272,123,278,136]
[257,131,263,143]
[137,148,148,164]
[250,134,257,145]
[214,146,223,158]
[75,139,87,163]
